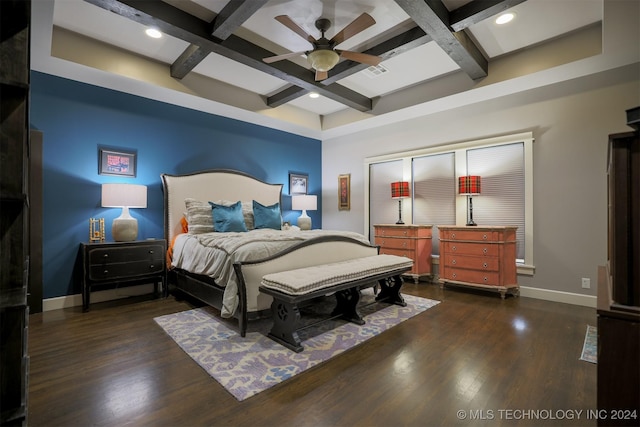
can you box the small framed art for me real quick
[98,147,137,177]
[338,173,350,211]
[289,172,308,195]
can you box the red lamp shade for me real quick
[458,176,481,195]
[391,181,410,199]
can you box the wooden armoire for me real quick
[596,107,639,426]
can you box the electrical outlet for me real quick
[581,278,591,289]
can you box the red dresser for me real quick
[374,224,432,283]
[438,226,518,298]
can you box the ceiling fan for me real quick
[263,13,382,81]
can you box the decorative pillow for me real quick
[180,215,189,233]
[184,198,213,234]
[253,200,282,230]
[209,201,248,232]
[212,199,254,230]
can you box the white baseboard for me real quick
[519,286,597,308]
[42,284,156,312]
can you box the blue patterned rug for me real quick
[579,325,597,363]
[154,291,440,401]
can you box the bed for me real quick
[161,169,379,336]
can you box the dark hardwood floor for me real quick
[28,283,597,427]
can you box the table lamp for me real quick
[391,181,410,225]
[292,194,317,230]
[458,175,481,226]
[101,183,147,241]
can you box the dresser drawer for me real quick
[441,241,498,257]
[442,267,500,286]
[443,255,499,271]
[440,229,501,242]
[375,227,416,238]
[376,237,415,250]
[379,247,415,259]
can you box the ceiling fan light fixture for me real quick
[307,49,340,72]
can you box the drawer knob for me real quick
[403,231,407,236]
[452,246,457,251]
[402,242,407,247]
[149,250,154,254]
[483,277,488,282]
[483,262,488,268]
[483,234,488,240]
[483,248,488,254]
[103,270,109,275]
[149,264,155,269]
[452,273,457,278]
[103,254,109,258]
[451,233,456,239]
[452,259,456,265]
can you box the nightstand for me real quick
[81,239,166,311]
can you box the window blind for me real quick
[467,142,525,260]
[412,152,456,255]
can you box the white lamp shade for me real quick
[292,194,317,211]
[102,183,147,208]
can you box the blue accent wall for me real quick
[30,72,322,299]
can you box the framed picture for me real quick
[289,172,308,195]
[98,147,137,177]
[338,173,350,211]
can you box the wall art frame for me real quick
[289,172,308,195]
[338,173,351,211]
[98,146,137,177]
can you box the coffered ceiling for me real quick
[33,0,605,137]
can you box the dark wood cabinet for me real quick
[81,240,167,311]
[597,108,639,426]
[1,1,31,424]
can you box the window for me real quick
[365,132,534,274]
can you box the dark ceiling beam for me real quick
[450,0,527,32]
[267,26,432,108]
[171,0,268,79]
[83,0,373,111]
[393,0,488,80]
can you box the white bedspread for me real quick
[171,229,371,317]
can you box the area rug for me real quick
[154,291,439,401]
[579,325,597,363]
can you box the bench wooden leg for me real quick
[375,275,407,307]
[331,288,365,325]
[267,299,304,352]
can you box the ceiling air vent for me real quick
[364,64,389,78]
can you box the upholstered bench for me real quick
[259,254,413,352]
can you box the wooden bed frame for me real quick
[161,169,379,336]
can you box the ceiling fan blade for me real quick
[262,51,306,64]
[315,70,328,81]
[339,50,382,66]
[275,15,316,43]
[330,13,376,46]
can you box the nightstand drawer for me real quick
[88,244,164,265]
[89,260,164,281]
[441,242,498,257]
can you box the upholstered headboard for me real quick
[161,169,283,242]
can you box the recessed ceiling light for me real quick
[495,12,515,25]
[308,92,320,99]
[145,28,162,38]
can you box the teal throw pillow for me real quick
[209,201,248,232]
[253,200,282,230]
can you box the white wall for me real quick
[321,63,639,303]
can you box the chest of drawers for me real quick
[81,240,166,311]
[374,224,432,283]
[438,226,518,298]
